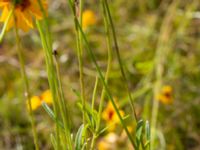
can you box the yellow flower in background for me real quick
[82,9,96,29]
[102,101,124,131]
[98,128,135,150]
[26,89,52,111]
[97,132,119,150]
[0,0,47,32]
[27,96,41,111]
[40,89,52,104]
[157,85,173,104]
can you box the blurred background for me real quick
[0,0,200,149]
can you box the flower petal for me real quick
[29,0,47,19]
[15,10,32,32]
[0,7,9,22]
[0,2,9,7]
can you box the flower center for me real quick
[13,0,22,5]
[164,92,171,99]
[108,110,114,120]
[12,0,31,11]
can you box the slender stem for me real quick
[14,26,39,150]
[36,0,72,148]
[90,76,99,149]
[103,0,138,122]
[0,9,13,42]
[53,53,73,150]
[150,1,180,149]
[36,21,62,150]
[75,0,87,125]
[67,0,136,148]
[77,37,86,125]
[75,18,136,148]
[97,0,113,132]
[90,1,113,149]
[150,81,161,150]
[37,21,73,149]
[35,0,62,146]
[91,76,99,111]
[37,0,52,47]
[90,133,96,150]
[36,0,73,146]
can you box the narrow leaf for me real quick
[41,102,64,129]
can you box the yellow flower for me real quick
[40,89,53,104]
[98,129,135,150]
[26,89,53,111]
[27,96,41,111]
[102,101,124,131]
[82,9,96,29]
[157,85,173,104]
[0,0,47,32]
[98,140,111,150]
[97,132,119,150]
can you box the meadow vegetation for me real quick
[0,0,199,149]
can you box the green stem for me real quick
[14,25,39,150]
[90,133,96,150]
[91,76,99,111]
[0,9,13,42]
[90,1,113,149]
[97,0,113,132]
[90,76,99,149]
[36,0,52,47]
[36,0,73,147]
[36,0,73,149]
[77,36,86,125]
[150,81,161,150]
[75,0,87,125]
[67,0,136,148]
[75,18,136,149]
[37,21,73,149]
[103,0,138,122]
[53,53,73,150]
[36,21,62,150]
[150,1,180,149]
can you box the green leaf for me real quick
[136,119,144,147]
[77,102,98,131]
[50,133,57,150]
[145,120,150,141]
[41,102,64,129]
[145,120,150,149]
[75,124,84,150]
[75,124,88,150]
